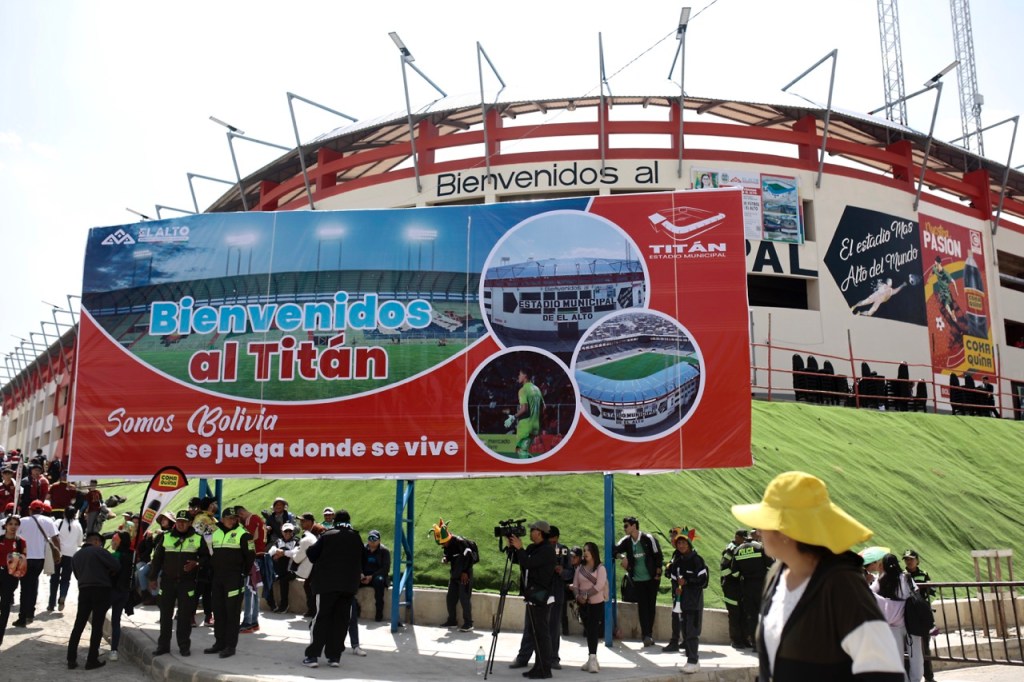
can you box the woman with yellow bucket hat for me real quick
[732,471,905,681]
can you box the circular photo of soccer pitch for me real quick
[571,310,704,440]
[465,348,578,464]
[480,210,648,363]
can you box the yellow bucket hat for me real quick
[731,471,872,554]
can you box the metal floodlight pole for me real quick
[126,208,151,221]
[390,32,448,194]
[781,49,839,188]
[476,42,507,179]
[950,115,1020,235]
[29,332,55,377]
[669,7,691,178]
[155,205,196,219]
[598,33,612,173]
[66,294,80,325]
[286,92,358,211]
[40,321,70,376]
[186,172,235,214]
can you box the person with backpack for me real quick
[903,550,936,682]
[613,515,663,647]
[433,518,475,632]
[663,529,709,674]
[871,552,924,682]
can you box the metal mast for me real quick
[876,0,907,125]
[950,0,984,154]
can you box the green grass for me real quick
[583,351,691,380]
[98,401,1024,606]
[135,339,468,400]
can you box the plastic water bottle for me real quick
[475,646,485,675]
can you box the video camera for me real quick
[494,518,527,553]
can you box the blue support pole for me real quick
[214,479,223,517]
[198,479,209,500]
[604,473,616,647]
[391,480,415,632]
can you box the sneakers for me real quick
[681,661,700,674]
[327,659,340,668]
[58,598,65,611]
[509,659,529,669]
[458,623,474,632]
[11,619,27,628]
[440,620,458,628]
[661,641,680,653]
[351,647,367,657]
[642,636,655,647]
[84,660,106,670]
[302,656,318,668]
[240,623,260,633]
[109,651,119,662]
[203,615,215,626]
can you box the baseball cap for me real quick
[175,510,190,520]
[903,549,920,560]
[323,507,335,515]
[368,530,381,541]
[221,506,239,518]
[123,511,133,517]
[548,525,560,537]
[29,500,45,511]
[281,522,296,532]
[530,519,551,533]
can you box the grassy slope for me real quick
[100,401,1024,606]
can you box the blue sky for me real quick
[3,0,1023,369]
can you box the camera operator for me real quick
[508,520,556,680]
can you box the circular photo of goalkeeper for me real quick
[465,348,578,463]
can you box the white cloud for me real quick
[0,131,23,150]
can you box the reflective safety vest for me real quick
[212,526,246,550]
[163,532,203,554]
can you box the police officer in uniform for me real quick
[204,507,254,659]
[149,510,211,657]
[904,549,936,682]
[730,529,771,651]
[720,529,748,648]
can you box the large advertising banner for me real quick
[824,206,927,326]
[69,191,751,478]
[918,214,996,397]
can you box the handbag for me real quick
[524,583,549,606]
[903,575,935,637]
[32,516,61,575]
[620,574,638,603]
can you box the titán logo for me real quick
[647,207,727,258]
[101,229,136,246]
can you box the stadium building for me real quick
[6,79,1024,455]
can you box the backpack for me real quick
[903,575,935,637]
[463,538,480,564]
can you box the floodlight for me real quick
[389,32,413,62]
[677,7,691,37]
[209,116,245,135]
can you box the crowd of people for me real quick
[0,468,938,681]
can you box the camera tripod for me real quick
[484,541,517,679]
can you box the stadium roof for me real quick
[577,361,699,404]
[485,257,642,281]
[205,92,1024,221]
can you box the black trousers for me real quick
[211,575,244,651]
[67,585,112,664]
[525,602,553,676]
[725,601,746,644]
[158,579,197,651]
[580,602,605,655]
[678,608,702,664]
[305,591,353,662]
[0,571,17,646]
[18,558,43,621]
[445,576,473,625]
[634,578,658,639]
[740,578,763,643]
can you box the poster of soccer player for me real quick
[918,213,996,405]
[70,190,750,478]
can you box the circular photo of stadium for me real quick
[480,210,648,361]
[465,348,578,464]
[572,310,703,440]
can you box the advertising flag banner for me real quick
[69,191,751,478]
[918,214,996,402]
[134,466,188,540]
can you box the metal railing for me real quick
[924,581,1024,666]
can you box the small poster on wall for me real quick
[691,168,763,241]
[760,174,803,244]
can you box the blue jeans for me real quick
[242,583,259,626]
[258,554,275,603]
[48,555,75,608]
[136,562,158,597]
